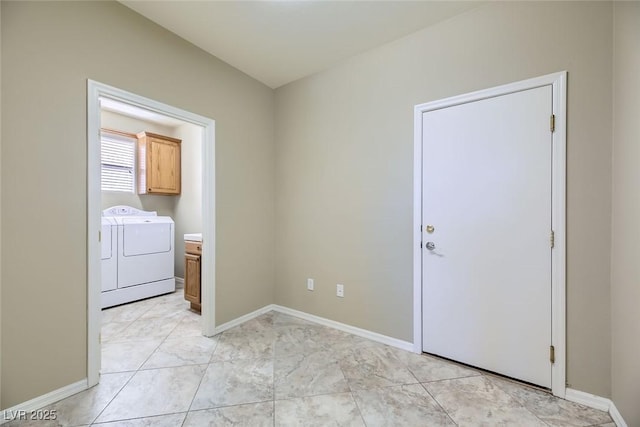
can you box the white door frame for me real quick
[87,80,216,387]
[412,71,567,397]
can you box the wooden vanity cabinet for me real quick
[184,241,202,312]
[137,131,182,195]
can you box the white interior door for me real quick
[421,86,553,388]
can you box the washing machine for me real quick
[101,205,175,308]
[101,216,117,292]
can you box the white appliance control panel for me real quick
[102,205,157,217]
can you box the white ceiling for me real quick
[120,1,481,89]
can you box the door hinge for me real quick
[550,114,556,132]
[550,345,555,363]
[99,230,101,242]
[550,230,555,248]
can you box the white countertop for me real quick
[184,233,202,242]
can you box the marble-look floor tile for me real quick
[82,305,625,427]
[166,316,202,339]
[354,383,455,427]
[223,313,274,334]
[274,325,327,356]
[183,402,274,427]
[191,358,274,410]
[138,297,190,320]
[275,393,365,427]
[272,312,317,328]
[338,346,417,391]
[142,336,218,369]
[489,376,613,426]
[101,321,134,342]
[114,316,182,342]
[101,300,155,324]
[95,365,206,422]
[92,412,186,426]
[211,329,275,361]
[1,373,133,427]
[425,375,547,426]
[387,347,480,383]
[274,351,349,399]
[101,340,163,373]
[315,327,379,353]
[49,372,133,426]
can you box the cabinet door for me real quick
[147,136,181,194]
[184,253,201,305]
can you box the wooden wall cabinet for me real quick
[184,241,202,312]
[137,131,182,195]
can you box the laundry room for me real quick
[99,99,203,312]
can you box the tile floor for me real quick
[6,291,614,426]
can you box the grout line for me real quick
[349,390,368,427]
[185,364,209,414]
[90,410,188,426]
[88,371,137,425]
[420,383,459,427]
[272,347,276,427]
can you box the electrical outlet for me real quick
[336,284,344,298]
[307,278,314,291]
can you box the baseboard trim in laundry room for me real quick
[174,277,184,289]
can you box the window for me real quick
[101,129,136,193]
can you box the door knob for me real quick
[426,242,436,251]
[426,225,435,233]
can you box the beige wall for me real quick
[611,3,640,425]
[100,111,203,279]
[275,1,613,397]
[0,1,3,406]
[173,122,203,278]
[1,1,275,409]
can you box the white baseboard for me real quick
[212,303,413,352]
[608,401,628,427]
[565,388,627,427]
[271,304,414,352]
[213,304,276,335]
[0,379,87,425]
[174,277,184,289]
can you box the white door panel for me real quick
[422,86,552,388]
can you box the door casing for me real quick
[412,71,567,397]
[87,80,216,387]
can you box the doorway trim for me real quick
[412,71,567,397]
[87,80,216,387]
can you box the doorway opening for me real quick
[87,80,216,387]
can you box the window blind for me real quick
[101,131,136,193]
